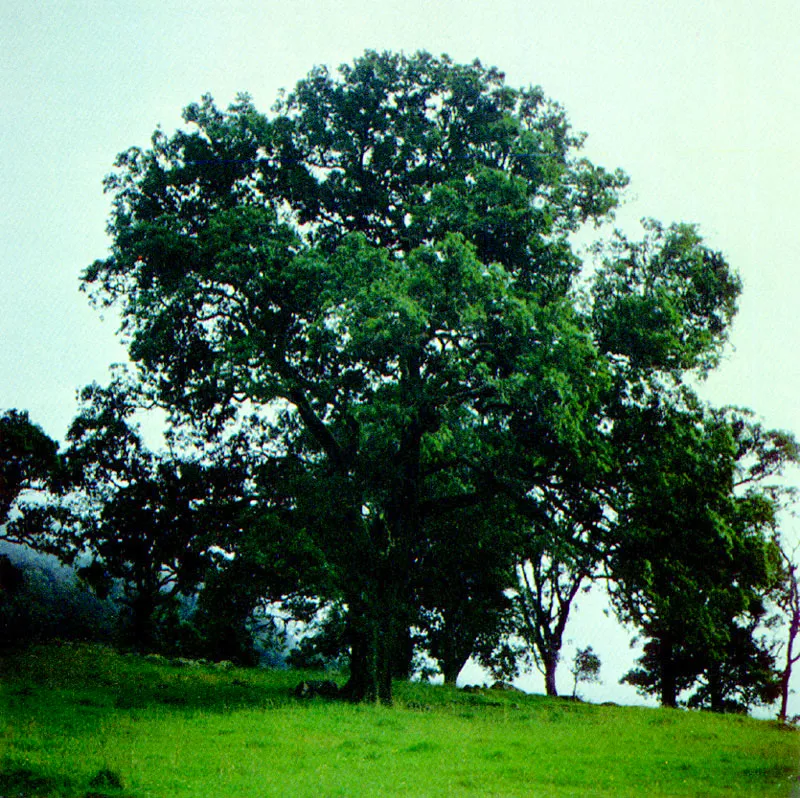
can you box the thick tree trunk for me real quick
[343,587,402,704]
[659,635,678,708]
[392,625,415,680]
[707,662,724,713]
[128,588,158,651]
[439,611,470,685]
[441,642,470,685]
[343,607,381,703]
[442,665,460,685]
[343,399,423,705]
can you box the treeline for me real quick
[3,51,800,717]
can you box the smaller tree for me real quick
[414,501,519,685]
[510,491,607,697]
[1,409,60,534]
[686,619,780,713]
[58,379,251,652]
[570,645,602,699]
[775,543,800,722]
[612,400,797,710]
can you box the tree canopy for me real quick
[78,51,760,703]
[0,410,59,528]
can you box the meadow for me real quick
[1,643,798,797]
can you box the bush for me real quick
[0,546,117,649]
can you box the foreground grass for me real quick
[0,644,798,797]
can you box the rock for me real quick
[170,657,201,668]
[490,681,523,692]
[293,680,340,699]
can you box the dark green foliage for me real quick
[56,378,253,653]
[0,546,115,650]
[0,411,62,567]
[0,409,60,524]
[287,601,349,671]
[624,623,780,714]
[612,398,796,709]
[80,50,750,704]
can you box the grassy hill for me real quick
[1,643,797,797]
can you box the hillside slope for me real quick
[1,644,797,797]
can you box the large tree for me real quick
[83,51,738,702]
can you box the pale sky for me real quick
[3,0,800,707]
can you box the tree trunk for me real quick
[343,403,422,705]
[439,610,470,686]
[343,605,381,703]
[659,634,678,708]
[779,627,798,721]
[392,625,415,679]
[779,603,799,721]
[343,587,401,705]
[128,588,158,651]
[707,662,724,713]
[779,667,791,722]
[544,653,559,697]
[441,639,470,685]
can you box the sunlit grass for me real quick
[1,643,798,796]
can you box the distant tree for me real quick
[774,543,800,722]
[512,550,590,698]
[487,219,737,699]
[414,500,520,684]
[0,547,116,649]
[510,487,607,697]
[570,645,602,699]
[0,409,60,534]
[57,379,251,651]
[685,620,780,713]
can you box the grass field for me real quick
[0,643,798,797]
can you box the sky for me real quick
[3,0,800,708]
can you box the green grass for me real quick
[1,643,798,797]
